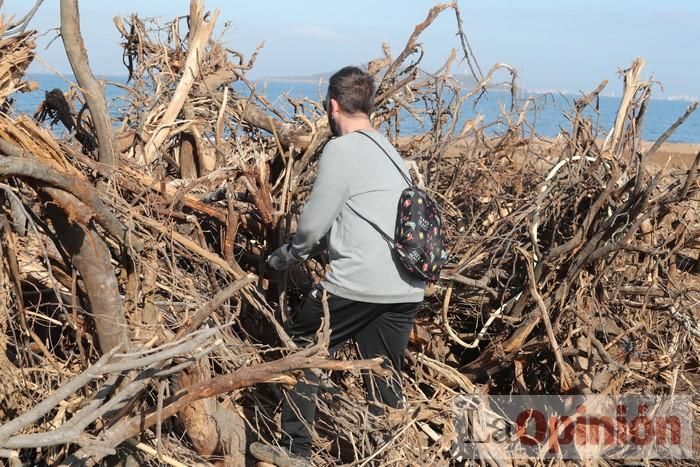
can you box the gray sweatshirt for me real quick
[287,129,425,303]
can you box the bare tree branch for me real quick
[60,0,116,172]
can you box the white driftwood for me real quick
[143,0,219,163]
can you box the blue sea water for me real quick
[13,73,700,143]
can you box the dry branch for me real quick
[142,0,218,164]
[59,0,116,172]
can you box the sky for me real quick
[5,0,700,99]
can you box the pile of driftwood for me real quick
[0,0,698,465]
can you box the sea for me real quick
[12,73,700,144]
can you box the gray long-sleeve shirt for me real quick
[287,129,425,303]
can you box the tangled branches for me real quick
[0,0,697,465]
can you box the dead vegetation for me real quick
[0,0,698,465]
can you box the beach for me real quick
[642,140,699,169]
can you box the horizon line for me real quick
[23,72,699,103]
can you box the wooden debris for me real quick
[0,1,697,465]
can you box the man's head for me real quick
[325,66,375,136]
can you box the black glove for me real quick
[266,243,302,271]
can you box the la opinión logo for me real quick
[514,402,681,452]
[451,395,693,460]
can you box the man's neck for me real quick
[338,115,373,136]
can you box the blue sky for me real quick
[6,0,699,98]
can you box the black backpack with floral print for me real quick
[351,131,448,282]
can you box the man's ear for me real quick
[330,98,340,114]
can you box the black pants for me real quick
[280,285,419,457]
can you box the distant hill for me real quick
[262,68,479,88]
[262,72,333,83]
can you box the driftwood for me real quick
[59,0,115,173]
[0,0,698,465]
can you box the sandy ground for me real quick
[641,141,699,170]
[431,137,699,172]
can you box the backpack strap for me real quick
[356,130,413,187]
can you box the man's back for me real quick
[258,65,424,464]
[292,129,425,303]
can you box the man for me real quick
[250,66,425,466]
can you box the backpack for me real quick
[351,130,448,282]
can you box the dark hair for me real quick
[327,66,375,115]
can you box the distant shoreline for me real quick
[259,77,326,84]
[24,72,699,103]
